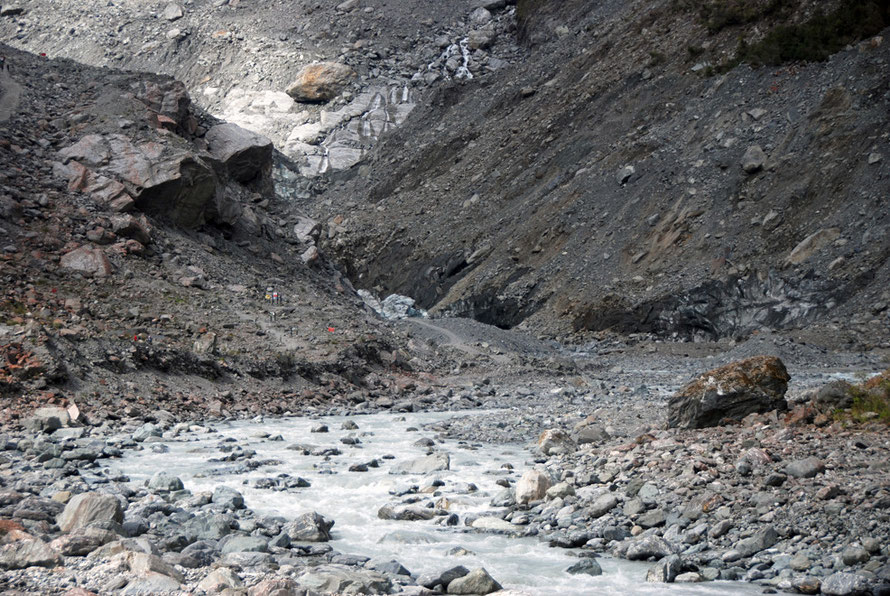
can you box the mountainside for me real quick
[309,0,890,345]
[4,0,888,347]
[0,43,456,426]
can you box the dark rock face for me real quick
[205,123,273,184]
[667,356,790,429]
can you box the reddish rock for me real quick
[286,62,356,102]
[60,246,113,277]
[248,577,300,596]
[667,356,790,429]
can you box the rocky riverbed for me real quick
[2,343,889,595]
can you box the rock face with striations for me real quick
[667,356,790,429]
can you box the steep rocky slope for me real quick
[309,0,890,344]
[0,43,451,427]
[5,0,887,347]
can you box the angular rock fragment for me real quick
[205,123,273,183]
[667,356,789,429]
[57,492,124,533]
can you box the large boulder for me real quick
[50,526,118,556]
[812,380,854,412]
[130,153,217,228]
[297,565,391,594]
[286,62,356,102]
[537,428,573,455]
[391,453,450,474]
[22,406,70,433]
[205,123,273,183]
[626,535,677,561]
[515,469,551,504]
[248,577,300,596]
[820,572,871,595]
[57,492,124,533]
[667,356,790,429]
[446,567,502,594]
[283,512,333,542]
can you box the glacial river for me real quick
[110,411,762,595]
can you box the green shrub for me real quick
[839,371,890,424]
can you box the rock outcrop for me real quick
[667,356,790,429]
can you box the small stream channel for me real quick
[109,411,762,595]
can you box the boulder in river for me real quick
[567,558,603,576]
[667,356,790,429]
[515,469,551,504]
[378,504,437,521]
[283,512,333,542]
[419,565,470,589]
[446,567,502,594]
[646,554,682,582]
[391,453,450,474]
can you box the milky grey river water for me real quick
[110,411,763,595]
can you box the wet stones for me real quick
[514,469,550,504]
[282,512,333,542]
[667,356,790,429]
[286,62,357,103]
[446,567,502,594]
[391,452,450,474]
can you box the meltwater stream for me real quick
[109,411,761,595]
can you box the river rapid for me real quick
[109,410,763,595]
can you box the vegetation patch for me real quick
[734,0,890,65]
[675,0,799,33]
[837,369,890,424]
